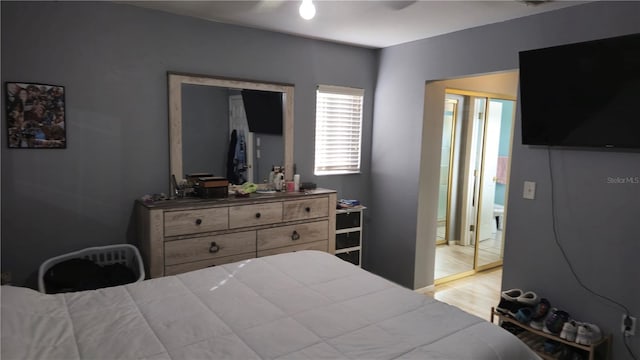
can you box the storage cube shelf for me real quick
[335,207,366,266]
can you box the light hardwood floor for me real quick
[419,267,502,322]
[434,231,504,279]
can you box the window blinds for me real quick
[314,85,364,175]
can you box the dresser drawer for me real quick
[164,207,229,237]
[229,202,282,229]
[258,240,328,257]
[138,189,337,279]
[165,253,255,276]
[257,220,328,251]
[283,197,329,221]
[164,231,256,266]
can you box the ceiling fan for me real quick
[384,1,419,11]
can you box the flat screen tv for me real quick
[241,89,283,135]
[519,33,640,149]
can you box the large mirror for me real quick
[168,72,294,193]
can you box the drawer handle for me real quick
[255,212,261,219]
[209,241,220,253]
[305,207,311,212]
[195,218,202,225]
[291,230,300,241]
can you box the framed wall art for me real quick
[5,82,66,148]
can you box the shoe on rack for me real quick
[541,308,556,333]
[501,322,525,336]
[515,307,534,324]
[517,291,540,307]
[544,309,570,335]
[543,339,561,354]
[575,323,602,345]
[560,320,578,342]
[530,318,545,330]
[496,288,523,315]
[531,298,551,321]
[530,298,551,330]
[558,346,587,360]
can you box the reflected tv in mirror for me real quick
[241,89,283,135]
[519,33,640,149]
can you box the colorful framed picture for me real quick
[5,82,66,148]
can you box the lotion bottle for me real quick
[268,166,275,189]
[294,174,300,192]
[274,172,284,191]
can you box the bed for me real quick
[1,250,539,359]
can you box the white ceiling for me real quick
[126,0,587,48]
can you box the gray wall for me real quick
[253,133,284,185]
[373,1,639,358]
[1,1,376,287]
[3,1,638,357]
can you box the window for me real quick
[314,85,364,175]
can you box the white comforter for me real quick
[1,250,539,359]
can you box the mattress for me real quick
[1,250,539,359]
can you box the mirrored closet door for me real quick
[434,90,515,283]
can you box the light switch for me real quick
[523,181,536,200]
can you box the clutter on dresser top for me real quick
[193,176,229,199]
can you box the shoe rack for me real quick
[491,308,611,360]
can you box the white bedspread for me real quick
[1,250,539,359]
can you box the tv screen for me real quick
[241,90,283,135]
[519,33,640,149]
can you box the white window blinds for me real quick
[314,85,364,175]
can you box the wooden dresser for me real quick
[136,189,337,278]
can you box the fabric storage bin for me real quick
[336,250,360,266]
[38,244,145,293]
[336,211,361,230]
[336,231,361,250]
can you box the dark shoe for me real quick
[544,309,570,335]
[517,291,540,307]
[496,288,523,315]
[530,298,551,330]
[515,307,534,324]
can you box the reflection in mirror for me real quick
[434,90,515,283]
[181,84,229,179]
[181,85,283,184]
[168,73,294,194]
[434,96,473,280]
[476,98,515,268]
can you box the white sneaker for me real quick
[575,323,602,345]
[560,320,578,342]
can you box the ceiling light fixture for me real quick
[299,0,316,20]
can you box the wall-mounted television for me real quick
[519,33,640,149]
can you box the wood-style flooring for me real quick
[434,232,504,279]
[418,267,502,323]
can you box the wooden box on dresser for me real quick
[136,189,337,278]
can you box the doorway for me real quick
[434,89,515,283]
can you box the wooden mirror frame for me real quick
[168,72,294,194]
